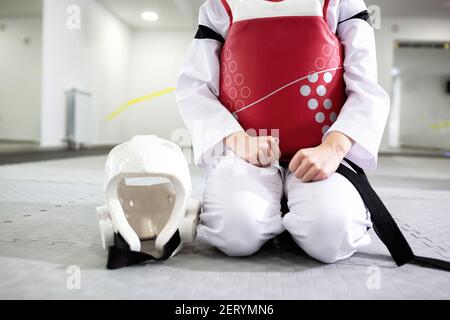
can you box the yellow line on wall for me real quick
[106,87,176,121]
[431,121,450,130]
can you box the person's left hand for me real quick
[288,132,353,183]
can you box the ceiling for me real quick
[98,0,206,29]
[98,0,450,29]
[0,0,449,26]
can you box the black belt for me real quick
[334,159,449,271]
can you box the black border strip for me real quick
[195,25,225,44]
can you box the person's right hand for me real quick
[225,131,281,167]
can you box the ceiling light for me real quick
[141,11,159,22]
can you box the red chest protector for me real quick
[219,0,346,160]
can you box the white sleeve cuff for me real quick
[324,120,380,171]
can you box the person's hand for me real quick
[289,132,353,183]
[225,131,281,167]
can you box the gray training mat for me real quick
[0,155,449,299]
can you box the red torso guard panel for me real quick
[218,0,346,160]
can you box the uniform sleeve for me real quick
[176,0,243,167]
[324,0,390,171]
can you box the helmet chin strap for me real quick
[106,231,182,270]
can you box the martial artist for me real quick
[176,0,390,263]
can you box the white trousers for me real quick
[196,152,373,263]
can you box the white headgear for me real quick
[96,135,200,269]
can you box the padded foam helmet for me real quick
[96,135,200,269]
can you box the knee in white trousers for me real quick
[282,169,372,263]
[196,155,285,257]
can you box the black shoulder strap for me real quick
[195,25,225,44]
[106,231,181,270]
[337,10,370,26]
[336,159,450,271]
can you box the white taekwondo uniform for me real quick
[176,0,390,263]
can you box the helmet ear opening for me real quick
[117,176,176,256]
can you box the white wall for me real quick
[40,0,132,147]
[394,48,450,149]
[0,17,42,141]
[400,74,450,149]
[128,30,193,142]
[40,0,196,147]
[374,18,450,150]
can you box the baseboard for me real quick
[0,145,116,165]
